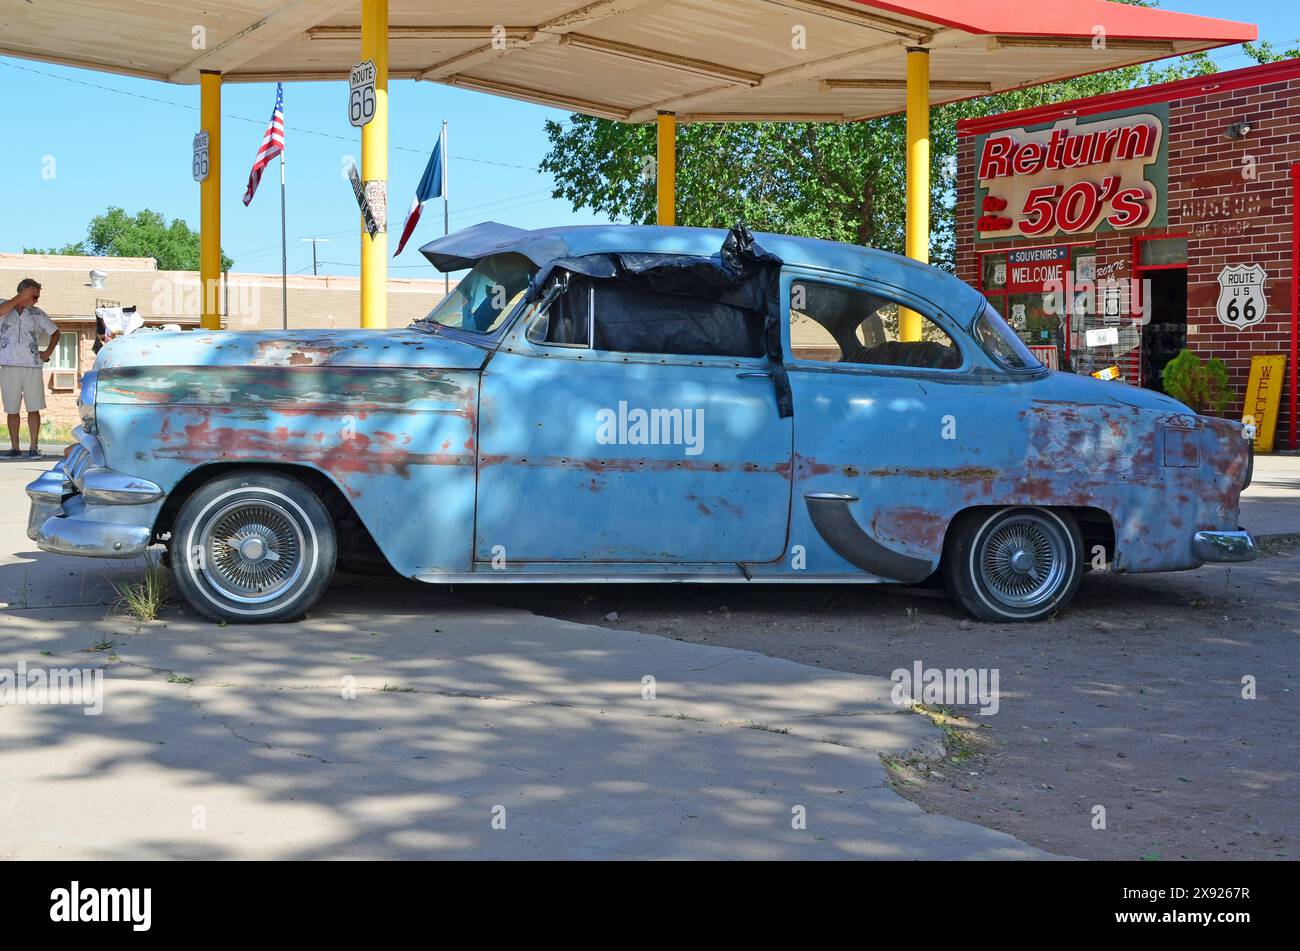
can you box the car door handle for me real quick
[736,371,773,380]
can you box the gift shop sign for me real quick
[974,106,1167,243]
[1006,246,1069,292]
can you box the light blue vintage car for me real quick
[27,223,1255,623]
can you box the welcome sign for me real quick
[974,105,1168,243]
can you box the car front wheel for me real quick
[171,470,337,623]
[943,506,1083,623]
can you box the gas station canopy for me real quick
[0,0,1257,332]
[3,1,1256,122]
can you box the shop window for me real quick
[978,243,1146,377]
[590,282,765,358]
[981,253,1007,293]
[790,281,960,370]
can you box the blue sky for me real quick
[0,0,1293,279]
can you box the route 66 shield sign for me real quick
[349,60,377,128]
[1216,264,1267,330]
[192,131,210,183]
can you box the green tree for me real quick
[25,240,88,256]
[1243,40,1300,62]
[539,43,1263,271]
[25,207,233,271]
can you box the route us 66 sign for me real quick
[1216,263,1268,329]
[349,60,377,128]
[192,131,210,183]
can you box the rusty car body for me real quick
[27,223,1255,623]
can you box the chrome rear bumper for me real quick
[25,428,164,559]
[1192,530,1257,563]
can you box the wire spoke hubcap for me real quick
[978,513,1069,609]
[201,500,306,604]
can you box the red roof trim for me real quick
[856,0,1255,41]
[956,56,1300,137]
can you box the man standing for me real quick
[0,279,60,458]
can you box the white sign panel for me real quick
[1085,326,1120,348]
[1101,284,1122,323]
[1216,264,1267,330]
[349,60,377,128]
[192,131,210,183]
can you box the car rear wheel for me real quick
[943,506,1083,623]
[171,470,336,623]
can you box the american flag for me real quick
[242,83,285,206]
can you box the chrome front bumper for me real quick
[26,428,164,559]
[1192,530,1257,563]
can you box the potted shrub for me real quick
[1161,349,1232,414]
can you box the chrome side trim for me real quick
[82,468,165,504]
[804,493,934,583]
[25,464,70,504]
[36,517,152,558]
[27,498,62,542]
[417,571,899,585]
[33,492,162,559]
[72,425,106,468]
[26,445,165,557]
[1192,530,1257,563]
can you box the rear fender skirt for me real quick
[804,492,934,583]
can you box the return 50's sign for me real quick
[974,105,1168,243]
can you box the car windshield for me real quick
[972,301,1045,372]
[417,252,537,335]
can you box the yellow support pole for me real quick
[360,0,389,329]
[656,112,676,226]
[901,47,930,343]
[199,71,222,331]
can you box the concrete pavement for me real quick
[3,449,1292,860]
[0,457,1050,860]
[1239,452,1300,538]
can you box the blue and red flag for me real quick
[394,130,445,256]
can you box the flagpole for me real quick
[280,152,288,329]
[442,120,449,296]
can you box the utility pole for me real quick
[301,237,331,276]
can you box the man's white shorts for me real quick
[0,366,47,414]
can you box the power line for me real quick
[449,187,553,216]
[450,194,555,220]
[0,58,546,171]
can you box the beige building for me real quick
[0,252,453,429]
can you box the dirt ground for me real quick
[467,538,1300,861]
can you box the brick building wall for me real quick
[956,61,1300,442]
[37,324,100,433]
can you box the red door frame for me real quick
[1291,164,1299,450]
[1132,232,1189,389]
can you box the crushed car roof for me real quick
[420,222,986,321]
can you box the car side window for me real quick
[591,282,765,358]
[790,280,961,370]
[528,276,593,348]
